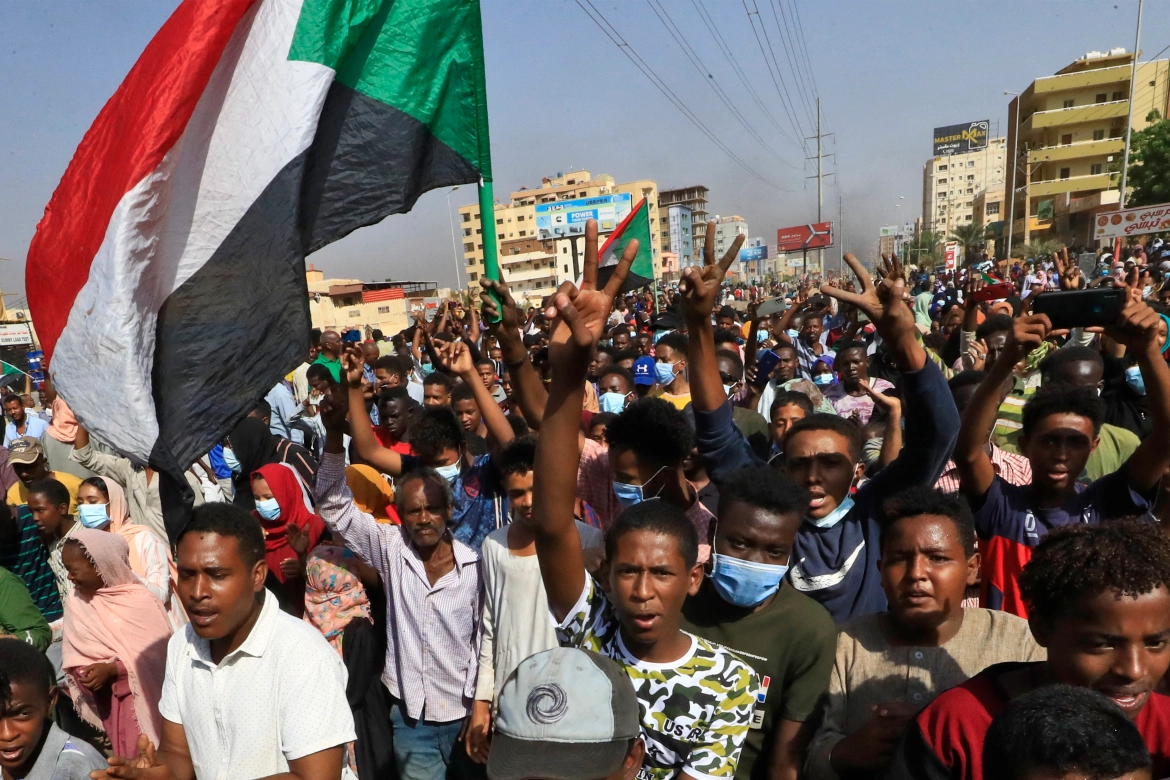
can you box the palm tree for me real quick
[903,229,943,267]
[949,221,988,265]
[1018,238,1061,262]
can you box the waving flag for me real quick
[26,0,492,536]
[598,197,655,293]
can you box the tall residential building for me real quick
[457,171,661,305]
[1005,49,1170,248]
[667,205,694,267]
[659,185,710,246]
[921,137,1007,239]
[712,215,749,260]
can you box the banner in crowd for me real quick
[25,0,493,536]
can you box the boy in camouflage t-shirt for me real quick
[557,577,759,780]
[523,227,759,780]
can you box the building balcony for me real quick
[1027,172,1118,198]
[1028,138,1125,164]
[499,251,554,267]
[1033,64,1131,94]
[1022,99,1128,132]
[501,266,557,284]
[1011,216,1055,235]
[1067,189,1121,214]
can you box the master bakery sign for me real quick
[1095,202,1170,239]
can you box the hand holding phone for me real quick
[1031,288,1127,330]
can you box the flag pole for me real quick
[479,179,499,285]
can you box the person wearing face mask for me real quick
[807,488,1042,780]
[652,332,692,410]
[686,251,960,625]
[809,355,835,388]
[250,462,325,617]
[681,464,837,780]
[715,349,771,460]
[342,341,514,552]
[605,398,715,562]
[223,415,317,513]
[596,365,636,414]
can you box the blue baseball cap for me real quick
[633,356,655,386]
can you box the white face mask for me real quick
[435,461,461,484]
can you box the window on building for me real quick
[563,265,569,273]
[469,272,478,281]
[938,191,947,198]
[463,228,471,237]
[1093,129,1106,141]
[1091,163,1103,175]
[1110,127,1124,138]
[562,246,568,254]
[966,188,973,194]
[1063,99,1074,108]
[463,242,474,252]
[377,306,390,314]
[496,218,503,224]
[1059,167,1071,179]
[965,214,973,221]
[519,230,526,237]
[1096,93,1107,103]
[476,228,482,234]
[967,174,975,180]
[348,309,360,318]
[1152,80,1158,87]
[987,202,1000,215]
[967,161,975,167]
[938,178,947,184]
[497,233,504,240]
[508,233,513,238]
[478,244,483,250]
[1061,134,1073,145]
[1112,91,1124,101]
[517,215,525,222]
[462,213,470,222]
[939,164,948,171]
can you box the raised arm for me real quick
[955,314,1050,502]
[481,277,549,429]
[533,220,635,620]
[1109,287,1170,491]
[863,382,902,471]
[435,340,514,448]
[339,345,404,476]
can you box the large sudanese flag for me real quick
[25,0,493,539]
[597,197,655,293]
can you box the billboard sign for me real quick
[535,194,632,239]
[776,222,833,252]
[0,324,31,347]
[944,241,961,270]
[1094,202,1170,239]
[739,245,768,262]
[933,120,989,156]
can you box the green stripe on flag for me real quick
[289,0,491,179]
[600,198,654,292]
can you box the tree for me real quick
[903,229,943,267]
[949,221,988,265]
[1018,238,1061,261]
[1126,116,1170,208]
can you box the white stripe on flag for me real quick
[52,0,333,462]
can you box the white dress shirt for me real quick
[158,589,354,780]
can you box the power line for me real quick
[788,0,821,103]
[742,0,808,144]
[765,0,816,126]
[643,0,797,168]
[574,0,781,189]
[690,0,797,146]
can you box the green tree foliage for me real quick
[949,221,989,264]
[1127,117,1170,207]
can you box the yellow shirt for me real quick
[8,471,83,515]
[659,392,692,411]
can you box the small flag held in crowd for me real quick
[598,197,655,293]
[25,0,493,538]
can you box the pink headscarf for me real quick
[44,396,79,443]
[303,544,371,656]
[61,529,171,748]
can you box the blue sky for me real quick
[2,0,1168,302]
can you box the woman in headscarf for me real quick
[303,543,372,655]
[60,529,171,759]
[344,464,395,524]
[226,416,318,510]
[75,477,186,629]
[251,462,325,616]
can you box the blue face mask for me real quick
[655,361,679,386]
[1125,365,1147,396]
[435,461,461,484]
[255,497,281,522]
[612,466,666,509]
[77,503,110,529]
[756,329,769,343]
[786,329,800,342]
[812,373,834,387]
[599,392,630,414]
[709,553,789,608]
[421,362,436,376]
[808,495,855,529]
[653,330,671,344]
[223,447,241,474]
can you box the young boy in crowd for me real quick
[807,487,1042,780]
[0,638,104,779]
[954,302,1170,616]
[890,520,1170,779]
[26,479,76,599]
[982,685,1152,780]
[530,221,760,780]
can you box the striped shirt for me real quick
[0,508,62,622]
[315,452,483,723]
[934,445,1033,494]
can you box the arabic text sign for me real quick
[1094,202,1170,239]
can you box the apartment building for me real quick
[667,205,695,266]
[712,216,749,262]
[1005,48,1170,248]
[921,137,1007,238]
[305,264,445,336]
[458,171,661,305]
[659,185,711,246]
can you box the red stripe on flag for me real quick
[26,0,258,361]
[599,197,646,258]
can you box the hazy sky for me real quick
[2,0,1167,303]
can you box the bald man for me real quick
[314,330,343,383]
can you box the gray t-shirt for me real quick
[26,723,106,780]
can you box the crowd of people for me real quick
[0,220,1169,780]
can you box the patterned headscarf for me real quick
[303,544,371,655]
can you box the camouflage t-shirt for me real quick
[556,578,760,780]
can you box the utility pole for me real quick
[1119,0,1145,208]
[805,98,834,277]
